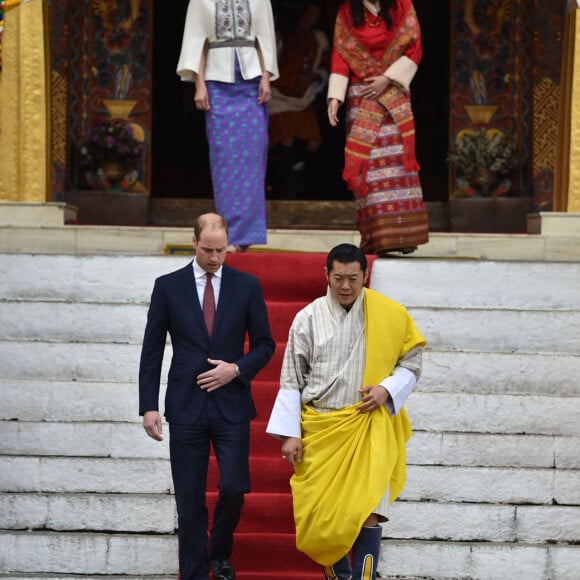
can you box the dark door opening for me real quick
[151,0,449,203]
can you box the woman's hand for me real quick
[194,79,210,111]
[258,73,272,105]
[327,98,341,127]
[363,75,390,99]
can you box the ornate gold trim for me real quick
[0,0,49,202]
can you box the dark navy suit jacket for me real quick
[139,262,275,424]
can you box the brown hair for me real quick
[193,213,229,242]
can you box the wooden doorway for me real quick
[150,1,450,222]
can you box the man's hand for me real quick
[281,436,303,465]
[357,385,390,414]
[143,410,164,441]
[197,358,238,392]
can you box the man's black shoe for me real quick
[210,559,235,580]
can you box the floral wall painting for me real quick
[448,127,521,198]
[76,0,152,193]
[92,0,147,101]
[449,0,531,200]
[79,119,144,192]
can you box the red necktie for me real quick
[203,273,215,335]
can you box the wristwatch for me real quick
[234,364,241,378]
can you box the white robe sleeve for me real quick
[327,72,349,103]
[379,347,423,415]
[380,366,416,416]
[176,0,209,82]
[266,309,310,439]
[253,0,279,80]
[383,55,419,91]
[266,389,302,439]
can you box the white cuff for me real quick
[380,366,417,416]
[266,389,302,439]
[327,73,349,103]
[384,56,418,91]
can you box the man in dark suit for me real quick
[139,213,275,580]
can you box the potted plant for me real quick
[79,118,143,191]
[448,128,519,198]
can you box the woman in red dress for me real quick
[327,0,429,255]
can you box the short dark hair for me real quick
[326,243,367,273]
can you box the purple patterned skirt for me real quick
[206,60,268,246]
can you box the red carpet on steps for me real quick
[199,252,373,579]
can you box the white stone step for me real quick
[3,300,579,355]
[408,431,580,469]
[387,502,580,543]
[0,254,187,304]
[371,258,580,310]
[0,342,169,383]
[1,343,578,396]
[401,465,579,505]
[0,493,176,533]
[1,379,578,435]
[0,457,173,495]
[0,301,148,344]
[411,307,580,354]
[1,457,577,505]
[409,392,580,436]
[1,378,578,436]
[0,531,178,576]
[3,420,578,469]
[422,350,580,396]
[2,492,578,544]
[0,531,577,579]
[378,539,579,580]
[1,421,170,460]
[0,380,157,423]
[2,254,580,309]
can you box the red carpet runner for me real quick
[204,252,374,578]
[210,253,328,578]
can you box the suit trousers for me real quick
[169,394,251,580]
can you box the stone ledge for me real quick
[0,202,77,226]
[1,225,580,260]
[528,211,580,235]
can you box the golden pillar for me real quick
[0,0,50,202]
[555,4,580,213]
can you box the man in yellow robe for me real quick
[266,243,425,579]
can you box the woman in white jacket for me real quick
[177,0,279,252]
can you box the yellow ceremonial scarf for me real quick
[291,289,426,566]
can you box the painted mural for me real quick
[449,0,531,199]
[449,0,565,209]
[68,0,152,193]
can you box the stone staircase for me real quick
[0,252,579,579]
